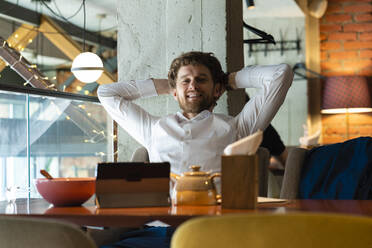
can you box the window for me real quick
[0,86,113,201]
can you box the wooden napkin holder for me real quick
[95,162,170,208]
[221,154,258,209]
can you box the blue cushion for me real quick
[299,137,372,199]
[100,226,175,248]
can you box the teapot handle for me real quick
[170,172,180,183]
[210,172,221,180]
[216,194,222,204]
[211,173,222,204]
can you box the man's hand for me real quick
[214,72,238,101]
[227,72,237,90]
[219,72,237,92]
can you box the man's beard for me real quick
[177,94,216,115]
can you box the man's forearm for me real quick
[153,79,172,95]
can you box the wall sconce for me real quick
[246,0,255,9]
[71,0,103,83]
[321,76,372,139]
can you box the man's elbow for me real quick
[97,84,110,100]
[278,63,294,88]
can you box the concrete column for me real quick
[116,0,243,161]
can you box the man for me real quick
[97,51,293,248]
[98,51,293,179]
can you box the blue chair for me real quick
[280,137,372,199]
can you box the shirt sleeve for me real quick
[97,79,159,147]
[234,63,293,138]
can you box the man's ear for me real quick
[213,83,224,100]
[172,88,178,101]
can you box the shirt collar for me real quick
[176,110,212,123]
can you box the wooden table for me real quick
[0,198,371,227]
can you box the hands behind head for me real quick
[222,72,233,91]
[213,72,231,103]
[218,72,233,95]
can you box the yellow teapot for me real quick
[170,165,221,205]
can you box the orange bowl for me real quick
[35,178,96,207]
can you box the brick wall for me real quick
[320,0,372,144]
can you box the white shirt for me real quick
[97,64,293,177]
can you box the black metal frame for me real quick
[0,1,116,49]
[0,83,99,103]
[243,21,276,45]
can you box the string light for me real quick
[95,151,118,157]
[95,152,105,156]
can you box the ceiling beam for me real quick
[0,23,38,72]
[0,1,116,49]
[0,36,55,89]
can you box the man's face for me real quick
[173,64,221,119]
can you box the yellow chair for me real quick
[171,213,372,248]
[0,216,97,248]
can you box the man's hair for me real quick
[168,51,225,88]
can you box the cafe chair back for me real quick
[171,213,372,248]
[280,137,372,199]
[131,146,270,197]
[0,216,97,248]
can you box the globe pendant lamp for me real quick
[71,0,103,83]
[71,52,103,83]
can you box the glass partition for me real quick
[0,85,113,201]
